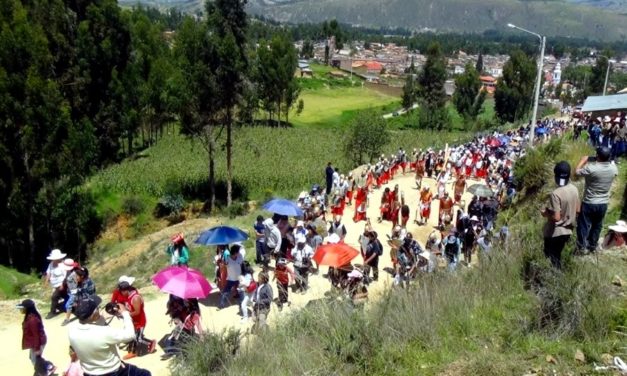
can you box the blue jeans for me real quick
[255,241,264,263]
[576,202,608,251]
[219,280,239,308]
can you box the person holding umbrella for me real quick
[219,244,244,310]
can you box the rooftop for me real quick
[582,93,627,112]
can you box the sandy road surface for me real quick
[0,170,480,376]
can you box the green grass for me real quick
[0,265,38,299]
[291,86,398,128]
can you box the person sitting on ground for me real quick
[61,259,79,326]
[43,249,69,319]
[117,282,156,359]
[602,220,627,249]
[63,267,96,326]
[166,233,189,267]
[161,296,203,360]
[18,299,56,376]
[69,296,151,376]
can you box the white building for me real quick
[553,62,562,84]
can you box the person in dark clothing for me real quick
[325,162,334,195]
[18,299,56,376]
[363,231,381,282]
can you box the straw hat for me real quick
[609,220,627,233]
[47,249,66,261]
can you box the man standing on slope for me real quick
[542,161,579,268]
[575,146,618,254]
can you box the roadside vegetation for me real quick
[171,138,627,375]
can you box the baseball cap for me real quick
[295,234,307,244]
[16,299,35,310]
[553,161,571,186]
[75,296,102,321]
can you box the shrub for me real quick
[171,329,240,375]
[121,196,146,216]
[155,194,185,217]
[513,147,551,194]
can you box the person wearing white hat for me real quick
[44,249,68,319]
[291,234,313,293]
[603,220,627,249]
[111,275,135,306]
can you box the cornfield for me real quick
[89,126,471,201]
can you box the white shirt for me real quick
[46,262,67,288]
[225,254,243,281]
[68,312,136,375]
[291,244,313,267]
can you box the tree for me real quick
[476,52,484,74]
[256,33,299,126]
[453,63,486,120]
[418,42,449,130]
[494,50,536,123]
[344,110,390,165]
[301,39,314,59]
[206,0,249,207]
[172,17,220,210]
[401,58,418,109]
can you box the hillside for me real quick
[247,0,627,41]
[566,0,627,13]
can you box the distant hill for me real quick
[565,0,627,13]
[247,0,627,41]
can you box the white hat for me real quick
[609,220,627,233]
[298,191,308,199]
[470,215,480,222]
[603,115,611,123]
[62,258,77,271]
[296,220,304,227]
[325,233,341,244]
[118,275,135,285]
[46,249,66,261]
[295,234,307,244]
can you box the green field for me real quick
[291,86,399,128]
[288,63,399,128]
[89,127,471,203]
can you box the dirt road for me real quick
[0,170,479,376]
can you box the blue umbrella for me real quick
[498,135,510,144]
[195,226,248,246]
[535,127,548,135]
[263,198,304,217]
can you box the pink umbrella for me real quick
[152,266,212,299]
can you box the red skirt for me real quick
[346,190,354,202]
[353,209,367,222]
[420,203,431,218]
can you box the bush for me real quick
[121,196,146,216]
[155,194,185,217]
[513,148,551,194]
[170,328,241,375]
[224,201,247,219]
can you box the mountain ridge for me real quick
[247,0,627,41]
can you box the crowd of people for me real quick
[18,112,627,376]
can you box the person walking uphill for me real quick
[18,299,56,376]
[69,296,151,376]
[575,147,618,254]
[219,244,243,309]
[542,161,579,268]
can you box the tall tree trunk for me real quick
[206,125,216,211]
[226,110,233,207]
[24,151,35,270]
[277,100,281,127]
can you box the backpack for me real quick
[375,239,384,256]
